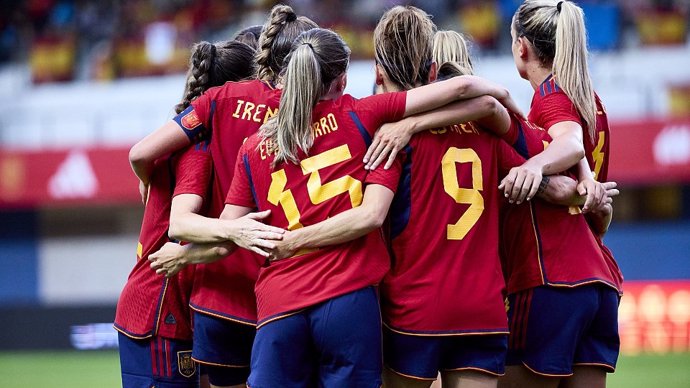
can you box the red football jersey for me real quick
[225,92,406,326]
[172,80,281,324]
[382,121,527,335]
[114,145,212,340]
[500,77,620,294]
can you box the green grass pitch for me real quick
[0,350,688,387]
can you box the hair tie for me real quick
[557,1,564,12]
[286,12,297,22]
[210,44,217,58]
[302,42,314,50]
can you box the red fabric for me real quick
[381,121,525,334]
[114,146,211,340]
[501,79,621,294]
[225,92,406,324]
[178,80,283,324]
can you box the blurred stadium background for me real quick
[0,0,689,386]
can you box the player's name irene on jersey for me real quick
[429,122,480,136]
[258,112,340,160]
[232,99,279,124]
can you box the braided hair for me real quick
[255,4,318,82]
[175,40,257,114]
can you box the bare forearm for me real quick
[284,206,383,252]
[183,242,235,264]
[169,212,233,243]
[526,135,584,176]
[538,175,586,207]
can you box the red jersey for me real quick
[499,77,620,294]
[381,120,528,335]
[225,92,406,326]
[173,80,281,324]
[528,76,623,292]
[114,145,212,340]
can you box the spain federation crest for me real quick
[180,110,202,130]
[177,350,197,378]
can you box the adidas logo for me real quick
[48,151,98,199]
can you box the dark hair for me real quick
[175,40,257,114]
[255,4,318,82]
[233,25,263,50]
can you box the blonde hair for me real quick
[259,29,350,165]
[433,30,474,79]
[374,6,436,90]
[433,30,473,74]
[255,4,318,82]
[513,0,596,141]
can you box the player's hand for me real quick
[139,180,150,205]
[149,242,187,277]
[363,121,412,171]
[227,210,286,257]
[577,177,608,213]
[585,181,619,213]
[267,236,297,263]
[499,161,542,204]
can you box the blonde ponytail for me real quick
[259,29,350,165]
[513,0,597,141]
[553,1,596,141]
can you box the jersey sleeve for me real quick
[172,92,212,142]
[350,91,407,137]
[505,114,553,159]
[363,154,403,194]
[224,142,257,208]
[173,143,213,197]
[496,139,527,178]
[532,93,582,130]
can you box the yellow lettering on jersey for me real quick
[267,170,303,230]
[259,139,278,160]
[253,104,266,123]
[592,131,605,181]
[136,242,143,259]
[312,113,339,139]
[241,101,256,121]
[232,100,244,118]
[264,106,278,123]
[441,147,484,240]
[300,145,363,207]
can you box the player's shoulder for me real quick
[210,79,278,99]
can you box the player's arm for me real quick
[129,121,191,186]
[364,95,511,170]
[537,175,619,208]
[403,75,521,118]
[585,205,613,237]
[169,195,285,250]
[149,241,235,278]
[269,184,395,261]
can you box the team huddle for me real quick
[114,2,623,388]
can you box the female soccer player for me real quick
[433,29,474,78]
[129,6,318,388]
[152,25,528,387]
[500,2,624,387]
[115,39,274,388]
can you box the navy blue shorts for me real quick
[192,312,255,386]
[118,333,199,388]
[383,327,507,380]
[506,284,620,376]
[248,287,382,388]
